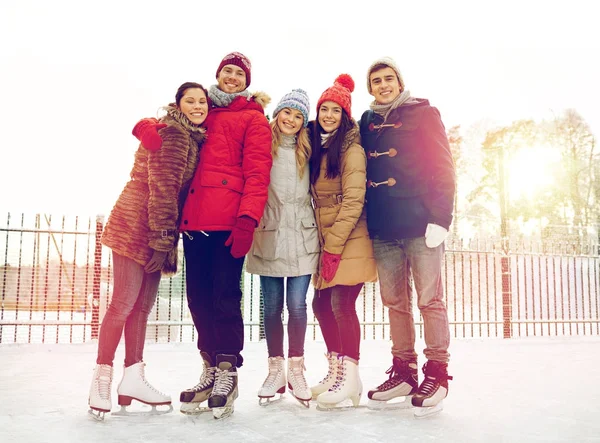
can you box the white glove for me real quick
[425,223,448,248]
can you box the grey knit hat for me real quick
[272,88,310,127]
[366,56,405,93]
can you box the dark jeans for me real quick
[96,252,161,367]
[312,283,363,361]
[260,275,311,358]
[184,231,245,367]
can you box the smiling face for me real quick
[318,101,342,133]
[276,107,304,136]
[369,66,402,105]
[177,88,209,125]
[217,64,247,93]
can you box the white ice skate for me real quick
[112,362,173,416]
[412,361,452,418]
[88,364,113,421]
[208,354,238,420]
[310,352,338,400]
[258,356,286,406]
[180,352,215,415]
[287,356,311,408]
[316,356,362,411]
[367,358,418,411]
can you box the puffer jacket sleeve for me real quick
[421,106,456,229]
[237,113,273,223]
[324,145,367,255]
[147,124,191,251]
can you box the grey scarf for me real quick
[208,84,252,108]
[369,89,417,122]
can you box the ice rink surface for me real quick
[1,336,598,443]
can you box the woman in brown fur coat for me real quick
[308,75,377,410]
[88,82,208,420]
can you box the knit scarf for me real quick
[208,84,252,108]
[369,89,417,122]
[320,130,336,147]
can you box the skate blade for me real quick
[258,393,284,407]
[112,404,173,417]
[367,396,413,411]
[316,397,363,412]
[88,408,108,421]
[180,402,211,415]
[413,401,443,418]
[316,403,366,411]
[292,395,311,409]
[212,405,234,420]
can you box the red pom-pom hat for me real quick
[317,73,355,119]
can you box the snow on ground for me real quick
[1,337,598,443]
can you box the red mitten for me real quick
[225,216,257,258]
[132,118,167,151]
[321,251,342,283]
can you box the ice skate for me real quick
[310,352,338,400]
[258,356,286,406]
[287,356,311,408]
[208,354,238,420]
[88,364,113,421]
[316,356,362,411]
[180,352,216,415]
[412,360,452,418]
[367,357,418,410]
[112,362,173,416]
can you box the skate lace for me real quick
[139,363,168,397]
[289,359,308,391]
[417,376,438,396]
[317,355,337,385]
[417,364,453,397]
[192,366,216,392]
[376,364,405,391]
[95,364,112,400]
[212,368,236,396]
[329,360,346,392]
[262,361,282,388]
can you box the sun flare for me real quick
[506,145,559,200]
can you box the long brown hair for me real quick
[270,119,312,179]
[309,110,354,185]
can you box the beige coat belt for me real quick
[313,194,343,208]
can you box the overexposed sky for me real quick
[1,0,598,216]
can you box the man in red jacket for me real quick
[133,52,272,419]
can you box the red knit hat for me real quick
[215,52,252,87]
[317,74,355,119]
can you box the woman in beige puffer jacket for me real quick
[308,75,377,410]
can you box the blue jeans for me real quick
[96,252,161,367]
[312,283,363,361]
[373,237,450,363]
[260,275,310,358]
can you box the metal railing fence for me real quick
[1,213,598,344]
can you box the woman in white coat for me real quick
[246,89,319,408]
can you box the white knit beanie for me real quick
[366,56,405,93]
